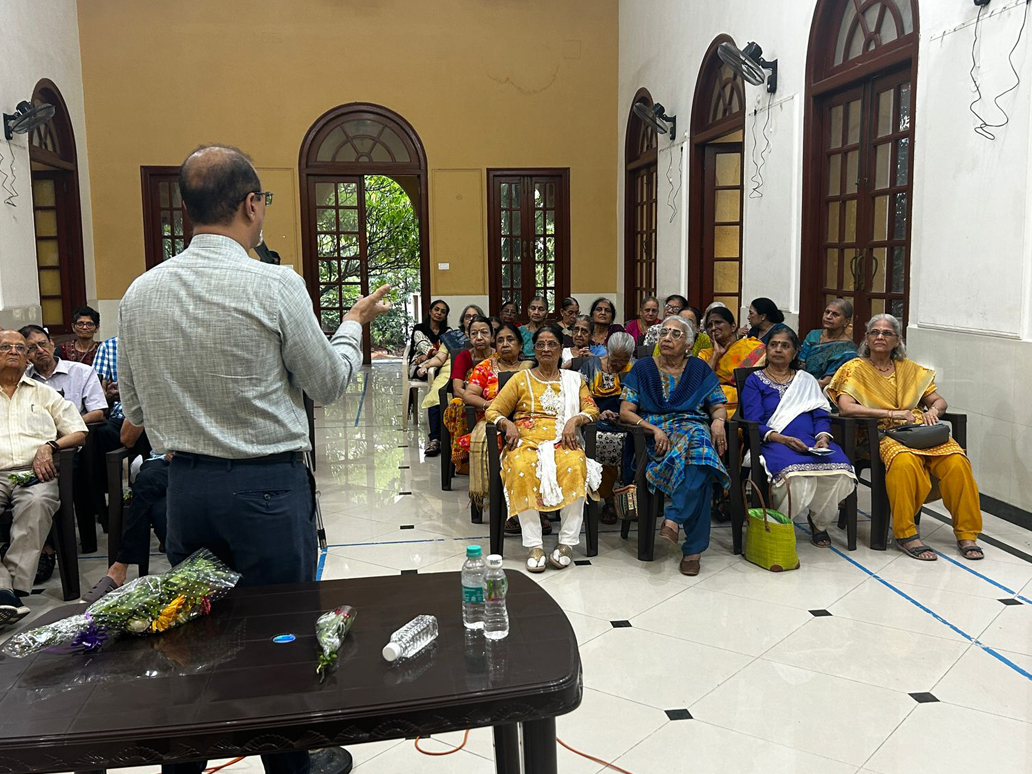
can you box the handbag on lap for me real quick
[743,481,800,573]
[884,423,950,450]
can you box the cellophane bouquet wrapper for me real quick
[315,605,357,678]
[2,549,241,658]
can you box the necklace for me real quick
[656,356,686,376]
[533,367,560,382]
[871,359,894,374]
[763,367,794,384]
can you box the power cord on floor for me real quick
[414,733,638,773]
[145,757,245,774]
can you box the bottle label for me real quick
[486,578,508,602]
[462,585,484,604]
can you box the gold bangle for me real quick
[635,418,644,426]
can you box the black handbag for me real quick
[885,423,950,450]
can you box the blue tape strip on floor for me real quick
[316,548,328,581]
[931,549,1032,605]
[353,373,369,427]
[791,521,1032,682]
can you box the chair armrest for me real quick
[465,405,478,428]
[55,448,76,507]
[942,411,967,449]
[583,422,597,457]
[828,415,858,460]
[438,383,451,407]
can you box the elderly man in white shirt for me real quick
[0,331,87,624]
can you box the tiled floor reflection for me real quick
[28,361,1032,774]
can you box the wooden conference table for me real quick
[0,572,582,773]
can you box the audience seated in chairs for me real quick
[0,331,87,623]
[642,294,688,348]
[738,327,856,548]
[577,332,635,524]
[562,314,602,366]
[409,299,452,457]
[442,304,485,353]
[623,295,660,346]
[619,316,728,576]
[485,323,601,572]
[458,323,530,532]
[643,302,712,357]
[518,296,549,358]
[442,315,494,475]
[22,323,107,572]
[80,420,171,603]
[58,305,102,366]
[557,296,580,343]
[828,313,984,562]
[743,297,790,346]
[799,298,858,389]
[587,296,624,349]
[499,300,520,328]
[698,305,766,418]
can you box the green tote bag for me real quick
[743,481,800,573]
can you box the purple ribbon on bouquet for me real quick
[46,614,109,654]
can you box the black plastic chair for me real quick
[106,445,149,577]
[729,367,858,553]
[438,381,456,491]
[618,425,661,561]
[636,344,653,359]
[483,371,600,558]
[568,356,587,372]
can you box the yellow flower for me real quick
[152,596,187,633]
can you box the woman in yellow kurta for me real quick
[696,305,765,418]
[828,313,983,561]
[486,323,601,572]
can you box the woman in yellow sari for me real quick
[828,314,983,561]
[696,305,765,418]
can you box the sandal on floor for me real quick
[659,522,679,545]
[679,555,701,576]
[549,544,574,570]
[808,516,831,548]
[526,547,547,573]
[896,537,936,561]
[957,541,984,561]
[600,501,618,525]
[540,513,553,535]
[504,516,522,534]
[424,439,441,457]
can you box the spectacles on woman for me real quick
[73,321,97,329]
[664,303,683,314]
[658,328,685,340]
[867,329,897,339]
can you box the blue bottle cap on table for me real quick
[466,545,482,557]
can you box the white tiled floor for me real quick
[22,362,1032,773]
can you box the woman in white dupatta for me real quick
[486,324,602,572]
[738,328,856,547]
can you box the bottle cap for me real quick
[466,545,483,558]
[486,554,503,568]
[382,642,402,662]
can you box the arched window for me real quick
[689,37,746,315]
[623,88,657,321]
[801,0,918,338]
[28,80,86,335]
[299,103,429,361]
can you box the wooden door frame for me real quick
[486,168,571,318]
[800,0,919,334]
[624,87,658,321]
[140,166,189,270]
[299,103,431,325]
[700,142,745,316]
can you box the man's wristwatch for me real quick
[45,440,59,452]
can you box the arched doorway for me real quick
[29,79,86,336]
[299,103,430,363]
[801,0,918,340]
[688,37,746,316]
[623,88,657,321]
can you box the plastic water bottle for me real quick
[483,554,509,640]
[382,614,438,662]
[461,545,486,630]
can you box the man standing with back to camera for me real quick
[118,145,389,774]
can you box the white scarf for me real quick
[766,370,832,434]
[530,370,603,508]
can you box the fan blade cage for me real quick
[717,41,766,87]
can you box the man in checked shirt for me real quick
[118,146,389,774]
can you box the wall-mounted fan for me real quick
[718,40,778,94]
[633,101,677,141]
[4,101,55,141]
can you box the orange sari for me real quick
[695,337,766,418]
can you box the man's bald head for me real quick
[0,330,29,373]
[179,145,261,226]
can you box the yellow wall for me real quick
[76,0,619,302]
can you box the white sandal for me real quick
[526,547,547,573]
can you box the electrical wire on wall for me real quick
[748,89,774,198]
[666,141,683,223]
[1,138,18,206]
[969,0,1030,140]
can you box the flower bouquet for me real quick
[2,549,241,658]
[315,605,357,680]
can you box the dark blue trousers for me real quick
[116,457,168,565]
[163,455,317,774]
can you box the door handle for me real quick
[869,250,879,290]
[850,250,866,292]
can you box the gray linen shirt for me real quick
[118,233,362,458]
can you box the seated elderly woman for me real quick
[623,296,660,345]
[442,315,495,474]
[743,297,789,345]
[562,314,604,366]
[644,305,712,357]
[799,298,857,388]
[620,316,729,576]
[697,305,765,418]
[828,313,983,561]
[457,323,530,523]
[486,323,601,572]
[739,327,857,547]
[578,332,635,523]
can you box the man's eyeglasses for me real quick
[73,321,96,329]
[247,191,274,206]
[26,344,49,354]
[0,344,27,354]
[867,329,898,339]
